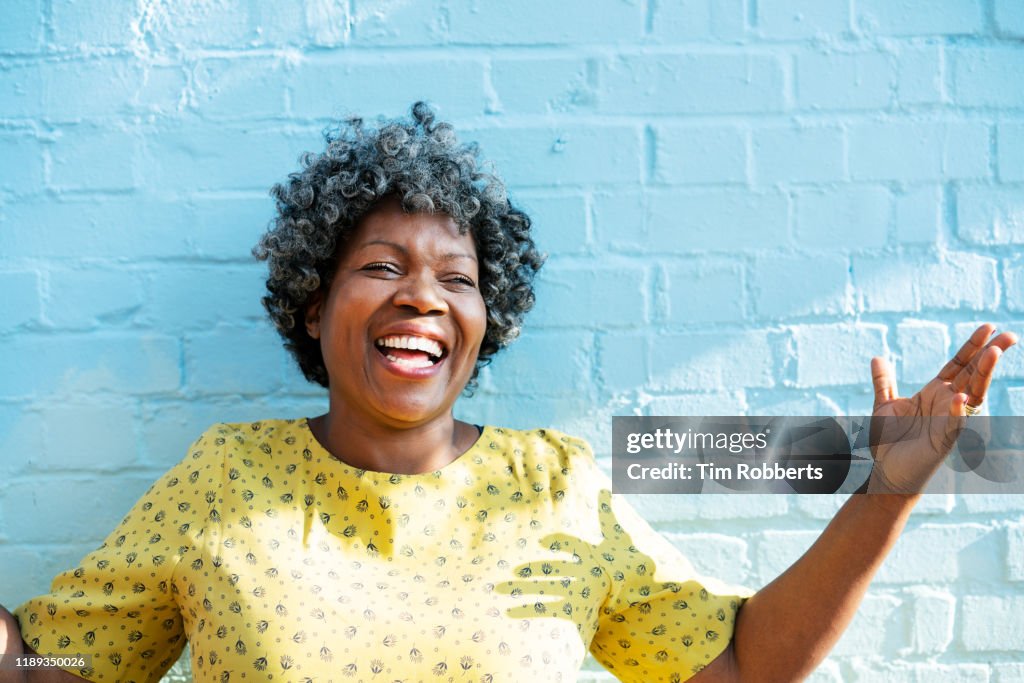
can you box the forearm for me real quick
[731,493,918,682]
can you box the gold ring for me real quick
[965,402,983,416]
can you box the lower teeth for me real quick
[386,354,433,369]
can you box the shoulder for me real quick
[481,425,600,481]
[191,418,307,452]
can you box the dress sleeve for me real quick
[13,425,225,683]
[579,448,754,682]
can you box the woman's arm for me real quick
[693,325,1016,682]
[2,607,86,683]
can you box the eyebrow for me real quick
[357,239,478,262]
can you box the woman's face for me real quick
[306,198,487,428]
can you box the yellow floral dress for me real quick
[15,419,751,683]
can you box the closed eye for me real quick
[362,261,400,274]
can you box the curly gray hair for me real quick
[253,102,545,388]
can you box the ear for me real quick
[305,290,323,340]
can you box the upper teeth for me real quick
[376,335,444,358]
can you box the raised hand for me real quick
[867,324,1017,494]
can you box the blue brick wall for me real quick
[2,1,1023,680]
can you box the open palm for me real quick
[867,324,1017,494]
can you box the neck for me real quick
[307,403,477,475]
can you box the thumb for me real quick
[871,357,898,408]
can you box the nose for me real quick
[392,271,448,315]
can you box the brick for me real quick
[0,197,194,260]
[140,0,260,48]
[0,0,43,52]
[469,126,640,188]
[518,193,588,256]
[897,321,949,385]
[757,0,850,39]
[485,330,591,397]
[856,0,984,36]
[627,493,787,524]
[897,45,944,105]
[995,0,1024,37]
[490,58,594,114]
[185,326,285,395]
[917,253,998,311]
[189,195,277,260]
[0,271,40,331]
[291,58,484,120]
[0,133,45,193]
[350,0,443,46]
[849,121,989,182]
[192,58,289,118]
[1008,522,1024,581]
[655,125,747,185]
[849,662,988,682]
[46,268,143,328]
[960,493,1024,513]
[995,664,1024,683]
[796,187,890,248]
[599,54,785,115]
[647,189,789,251]
[49,126,137,191]
[832,594,904,657]
[663,259,745,324]
[1,474,164,545]
[0,334,180,397]
[532,263,646,329]
[753,126,844,184]
[140,124,321,192]
[961,595,1024,651]
[953,48,1024,108]
[660,532,750,585]
[143,265,266,331]
[906,588,955,654]
[649,331,774,391]
[1007,258,1024,312]
[753,254,849,319]
[854,254,997,313]
[52,0,136,46]
[650,0,746,42]
[796,51,893,110]
[597,333,647,393]
[249,0,308,46]
[957,186,1024,245]
[446,0,644,44]
[0,64,44,118]
[998,124,1024,183]
[591,192,644,251]
[895,185,941,244]
[40,59,185,121]
[0,406,45,479]
[793,323,887,387]
[38,402,138,470]
[878,524,990,583]
[302,0,351,46]
[643,392,747,417]
[805,661,842,683]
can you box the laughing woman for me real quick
[1,104,1016,683]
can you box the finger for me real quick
[953,330,1018,393]
[964,346,1003,406]
[943,392,969,452]
[937,324,995,381]
[871,357,898,408]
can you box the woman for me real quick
[1,104,1016,683]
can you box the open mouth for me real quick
[374,335,446,369]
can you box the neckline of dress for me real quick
[299,417,492,478]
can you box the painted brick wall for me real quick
[1,1,1022,680]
